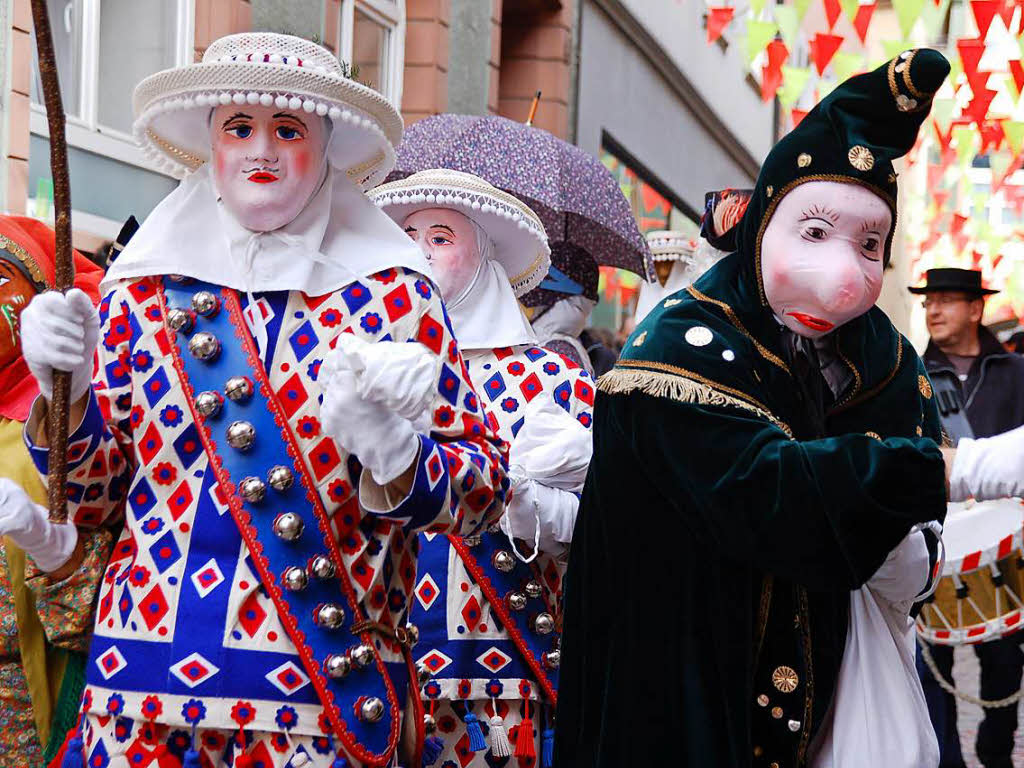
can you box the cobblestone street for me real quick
[954,645,1024,766]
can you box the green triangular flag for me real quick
[774,4,800,48]
[920,0,951,37]
[882,38,915,61]
[794,0,812,21]
[832,52,864,83]
[953,124,978,167]
[840,0,859,22]
[948,57,963,89]
[778,65,812,107]
[1006,75,1021,105]
[892,0,925,38]
[930,98,955,133]
[744,20,778,64]
[1003,121,1024,154]
[751,0,767,16]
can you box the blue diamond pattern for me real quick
[129,477,158,520]
[118,583,134,626]
[524,347,547,361]
[288,320,320,362]
[341,281,372,314]
[173,424,204,470]
[437,364,461,406]
[142,368,172,407]
[149,530,182,574]
[482,372,506,402]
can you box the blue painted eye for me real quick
[276,126,301,140]
[227,125,252,139]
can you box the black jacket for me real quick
[923,326,1024,439]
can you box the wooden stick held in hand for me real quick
[30,0,74,523]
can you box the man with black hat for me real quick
[910,267,1024,768]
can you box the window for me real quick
[30,0,194,170]
[339,0,404,104]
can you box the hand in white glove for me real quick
[320,368,420,486]
[20,289,99,401]
[0,478,78,573]
[501,480,579,558]
[323,334,440,422]
[867,527,934,613]
[949,424,1024,502]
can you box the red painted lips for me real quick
[247,172,279,183]
[787,311,834,332]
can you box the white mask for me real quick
[761,181,890,338]
[210,103,329,232]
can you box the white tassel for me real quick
[489,715,512,758]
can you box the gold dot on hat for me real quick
[797,153,812,168]
[848,145,875,172]
[766,185,774,198]
[919,375,933,399]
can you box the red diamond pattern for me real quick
[238,591,268,637]
[519,372,542,403]
[138,585,169,631]
[461,595,483,632]
[137,423,164,464]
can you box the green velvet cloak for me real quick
[554,250,948,767]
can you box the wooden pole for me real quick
[525,90,542,127]
[30,0,74,523]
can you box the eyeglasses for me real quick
[921,296,972,309]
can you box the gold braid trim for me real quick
[598,361,793,437]
[686,285,790,374]
[0,234,48,288]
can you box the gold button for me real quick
[771,763,780,768]
[772,666,799,694]
[771,706,783,719]
[757,694,770,707]
[753,746,764,757]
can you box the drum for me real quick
[917,498,1024,645]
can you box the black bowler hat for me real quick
[908,267,998,296]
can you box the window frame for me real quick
[338,0,405,106]
[30,0,194,175]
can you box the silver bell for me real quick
[166,308,194,334]
[492,551,515,573]
[191,290,220,317]
[323,653,352,679]
[168,274,193,284]
[226,421,256,451]
[194,390,224,419]
[281,566,308,592]
[405,623,420,646]
[788,720,801,733]
[267,465,294,491]
[423,713,437,734]
[416,663,433,685]
[507,591,528,611]
[359,696,385,723]
[350,643,374,669]
[273,512,304,541]
[532,612,555,635]
[463,534,482,548]
[543,649,561,669]
[238,476,267,504]
[313,602,345,629]
[309,554,336,580]
[188,332,220,361]
[524,580,543,599]
[225,375,254,402]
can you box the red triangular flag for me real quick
[760,41,789,102]
[934,189,951,210]
[957,37,986,82]
[927,163,946,189]
[998,0,1016,27]
[964,86,998,124]
[971,250,984,268]
[979,119,1004,152]
[791,108,809,127]
[951,213,969,236]
[993,252,1004,269]
[809,33,844,76]
[1010,60,1024,96]
[707,7,735,44]
[933,120,953,152]
[824,0,843,29]
[970,0,1001,37]
[853,3,876,44]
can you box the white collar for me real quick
[104,163,431,295]
[634,260,692,323]
[449,259,537,352]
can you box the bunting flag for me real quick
[824,0,843,29]
[706,7,735,44]
[751,0,767,16]
[921,0,952,36]
[761,40,790,102]
[840,0,860,21]
[970,0,1002,38]
[794,0,813,20]
[791,108,809,127]
[1003,119,1024,154]
[957,37,988,92]
[927,163,947,190]
[744,20,779,64]
[774,4,801,47]
[934,189,951,211]
[852,3,877,43]
[989,151,1016,191]
[963,86,998,125]
[892,0,926,37]
[954,124,980,167]
[778,65,812,107]
[809,32,844,76]
[831,51,865,82]
[931,98,956,134]
[979,119,1005,153]
[1010,59,1024,99]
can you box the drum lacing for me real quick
[919,640,1024,709]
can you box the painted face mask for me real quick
[0,261,37,368]
[402,208,486,305]
[210,103,329,232]
[760,181,891,339]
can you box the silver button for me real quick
[267,465,294,491]
[281,566,308,592]
[323,653,351,679]
[350,643,374,669]
[309,554,336,579]
[532,612,555,635]
[191,290,220,317]
[166,308,195,334]
[524,580,543,598]
[492,551,515,573]
[507,591,527,611]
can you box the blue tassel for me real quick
[542,728,555,768]
[182,748,202,768]
[60,736,85,768]
[465,713,487,752]
[422,735,444,766]
[331,757,350,768]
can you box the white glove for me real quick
[20,289,99,401]
[867,527,934,614]
[0,478,78,573]
[501,479,579,556]
[320,368,420,486]
[324,334,440,422]
[949,424,1024,502]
